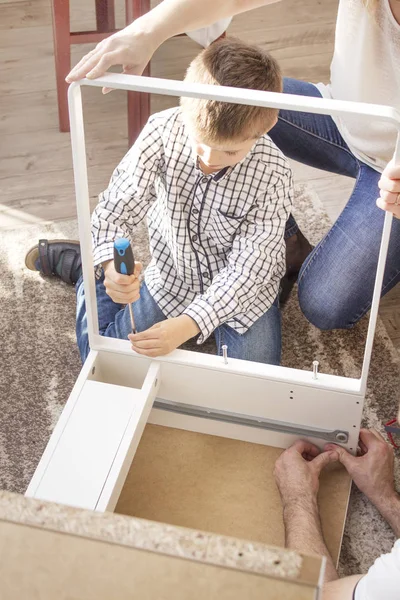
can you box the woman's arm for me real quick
[67,0,281,83]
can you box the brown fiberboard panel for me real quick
[116,424,351,564]
[0,520,318,600]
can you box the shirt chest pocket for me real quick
[208,209,246,249]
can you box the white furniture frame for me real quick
[26,73,400,512]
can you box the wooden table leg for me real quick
[96,0,116,33]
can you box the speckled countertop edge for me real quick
[0,491,304,580]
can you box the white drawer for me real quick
[26,351,160,511]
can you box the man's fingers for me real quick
[369,428,386,443]
[359,438,368,455]
[290,439,321,457]
[312,450,339,474]
[325,443,356,470]
[359,428,386,448]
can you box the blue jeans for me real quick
[76,275,281,365]
[272,77,400,330]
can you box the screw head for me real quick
[335,432,348,443]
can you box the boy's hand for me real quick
[129,315,200,357]
[103,259,142,304]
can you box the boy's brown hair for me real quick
[180,37,282,144]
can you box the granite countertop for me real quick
[0,490,308,581]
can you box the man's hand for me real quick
[274,441,340,583]
[326,428,400,538]
[129,315,200,357]
[325,428,396,508]
[103,259,141,304]
[274,440,339,510]
[377,160,400,219]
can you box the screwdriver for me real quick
[113,238,136,334]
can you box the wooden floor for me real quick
[1,0,399,348]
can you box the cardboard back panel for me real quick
[116,424,351,565]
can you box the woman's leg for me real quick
[298,163,400,329]
[214,299,281,365]
[269,78,359,179]
[269,78,360,301]
[269,77,400,328]
[76,275,166,362]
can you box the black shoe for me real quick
[25,239,82,285]
[280,229,313,306]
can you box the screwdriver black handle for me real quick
[113,238,135,276]
[113,238,137,333]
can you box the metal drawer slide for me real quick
[154,399,349,443]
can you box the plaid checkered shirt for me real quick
[92,108,293,343]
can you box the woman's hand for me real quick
[377,160,400,218]
[103,259,142,304]
[66,23,158,93]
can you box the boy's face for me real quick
[191,136,259,174]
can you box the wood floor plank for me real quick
[0,0,51,30]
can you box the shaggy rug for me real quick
[1,183,399,576]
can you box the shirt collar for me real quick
[194,156,231,182]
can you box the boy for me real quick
[26,37,293,365]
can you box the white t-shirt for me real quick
[316,0,400,172]
[355,539,400,599]
[185,18,232,47]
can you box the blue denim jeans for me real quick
[271,77,400,330]
[75,275,281,365]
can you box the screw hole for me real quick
[154,379,158,387]
[353,425,356,428]
[350,448,353,450]
[238,552,243,557]
[290,396,293,400]
[91,367,95,375]
[274,560,281,565]
[356,402,360,404]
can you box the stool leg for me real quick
[96,0,116,33]
[51,0,71,132]
[126,0,151,146]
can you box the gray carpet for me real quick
[1,183,399,576]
